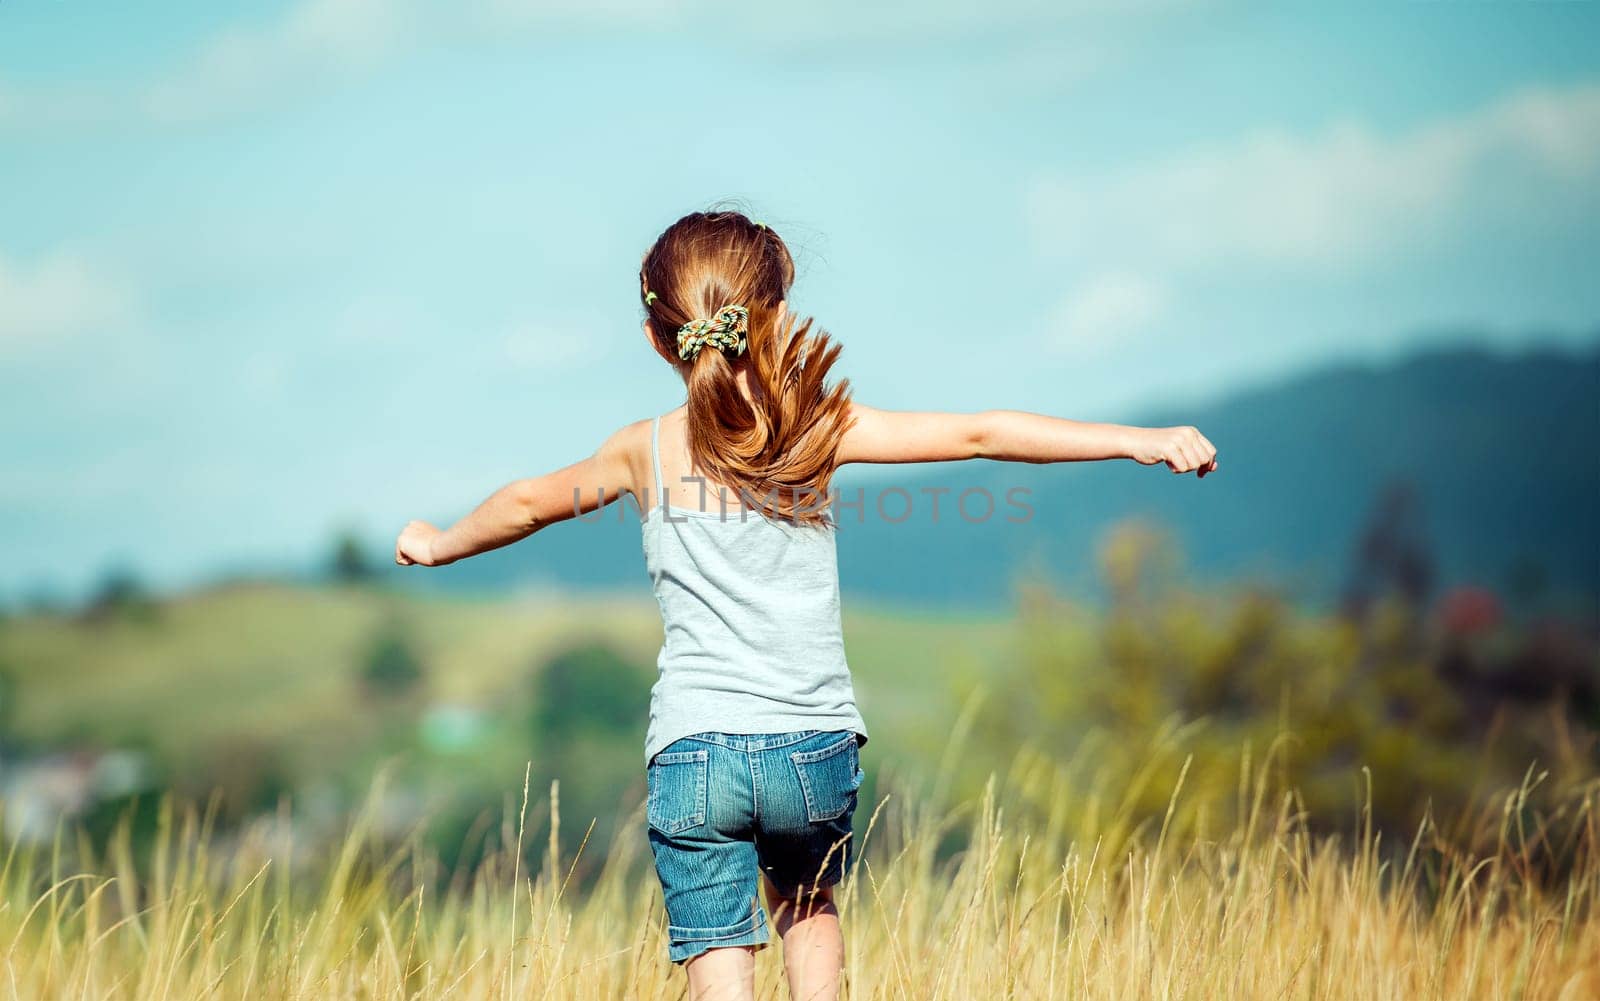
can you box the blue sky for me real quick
[2,0,1598,600]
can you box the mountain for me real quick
[397,342,1600,609]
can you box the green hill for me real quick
[0,582,1022,806]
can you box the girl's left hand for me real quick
[1129,426,1219,477]
[395,520,443,566]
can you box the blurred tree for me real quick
[1341,481,1434,623]
[985,515,1592,857]
[0,654,14,732]
[80,566,159,624]
[361,618,426,699]
[174,736,294,823]
[527,641,653,878]
[330,530,375,584]
[1503,555,1549,613]
[1436,587,1502,637]
[1097,519,1179,609]
[531,643,647,741]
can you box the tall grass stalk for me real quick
[1,748,1595,999]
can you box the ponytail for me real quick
[641,211,853,524]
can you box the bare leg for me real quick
[684,945,757,1001]
[764,878,843,1001]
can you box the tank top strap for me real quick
[650,416,665,511]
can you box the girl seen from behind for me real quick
[395,209,1218,1001]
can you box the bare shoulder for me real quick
[838,401,886,438]
[836,402,895,464]
[845,401,884,422]
[593,418,654,498]
[599,417,653,454]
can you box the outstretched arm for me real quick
[394,422,643,567]
[837,404,1218,475]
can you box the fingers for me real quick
[1145,426,1218,477]
[1168,428,1192,474]
[1196,430,1218,477]
[1170,431,1199,474]
[1194,429,1218,478]
[1165,427,1218,477]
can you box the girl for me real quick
[394,209,1217,1001]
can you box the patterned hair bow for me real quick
[676,305,749,361]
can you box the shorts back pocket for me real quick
[789,733,861,823]
[647,748,709,836]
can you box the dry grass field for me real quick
[2,747,1595,1001]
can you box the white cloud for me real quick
[481,0,679,28]
[1030,84,1600,271]
[1,0,1156,130]
[0,80,115,130]
[0,252,134,357]
[485,0,1190,40]
[0,0,434,128]
[139,0,417,123]
[1049,272,1168,353]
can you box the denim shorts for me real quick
[646,729,864,964]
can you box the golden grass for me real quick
[2,743,1596,1001]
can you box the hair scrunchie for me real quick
[676,305,749,361]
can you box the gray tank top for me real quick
[639,416,867,764]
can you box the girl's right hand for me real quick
[1130,426,1219,477]
[395,520,443,566]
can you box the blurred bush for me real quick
[330,530,378,585]
[79,567,160,626]
[360,617,427,699]
[526,641,654,873]
[989,518,1598,876]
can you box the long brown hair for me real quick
[640,210,853,525]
